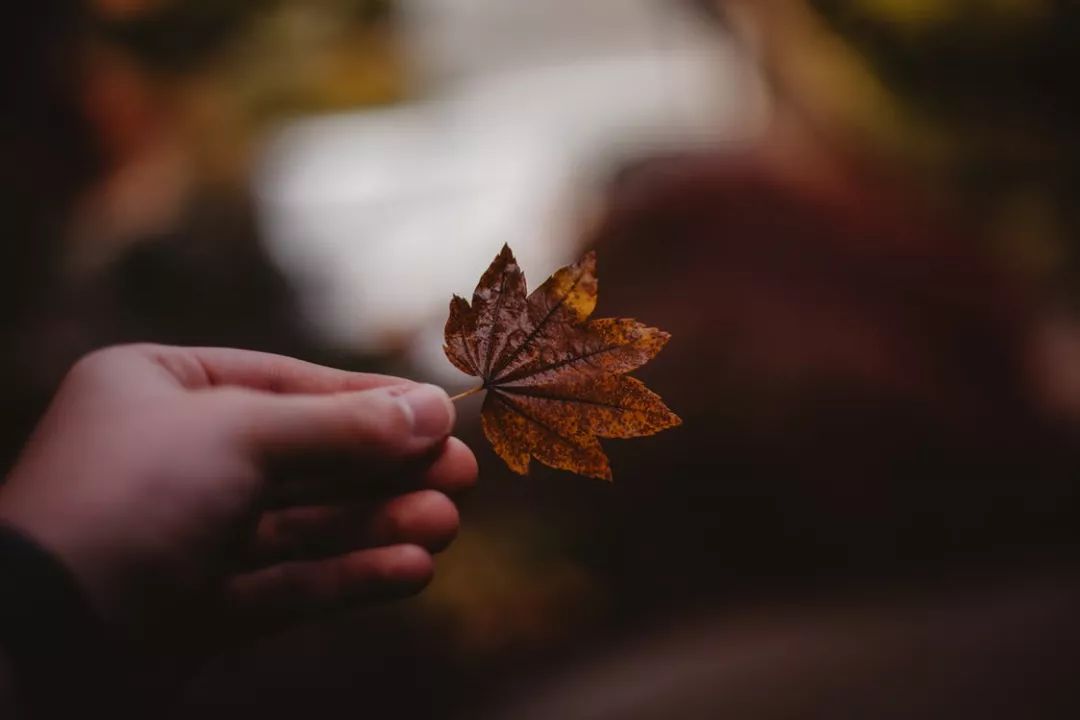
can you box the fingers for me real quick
[261,435,478,507]
[251,490,460,565]
[145,345,413,394]
[420,437,479,494]
[225,544,434,622]
[238,383,455,461]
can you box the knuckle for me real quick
[63,353,117,390]
[66,347,118,379]
[67,343,162,380]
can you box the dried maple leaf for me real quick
[444,244,681,480]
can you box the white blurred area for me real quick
[253,0,768,386]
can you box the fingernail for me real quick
[397,384,453,439]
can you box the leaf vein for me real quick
[497,341,624,384]
[493,390,592,448]
[491,265,585,380]
[498,385,636,412]
[482,269,513,378]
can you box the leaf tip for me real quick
[586,456,613,481]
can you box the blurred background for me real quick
[5,0,1080,717]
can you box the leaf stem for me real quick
[449,386,485,403]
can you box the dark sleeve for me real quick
[0,646,20,717]
[0,522,140,718]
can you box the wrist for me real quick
[0,480,127,624]
[0,521,141,716]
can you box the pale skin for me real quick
[0,344,477,654]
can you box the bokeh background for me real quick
[6,1,1080,717]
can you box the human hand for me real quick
[0,344,476,644]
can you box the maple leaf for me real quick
[444,244,681,480]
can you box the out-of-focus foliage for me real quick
[418,519,606,659]
[724,0,1080,290]
[94,0,407,133]
[67,0,410,305]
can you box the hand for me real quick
[0,344,476,644]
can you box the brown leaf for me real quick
[444,244,681,480]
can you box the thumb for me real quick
[235,383,456,461]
